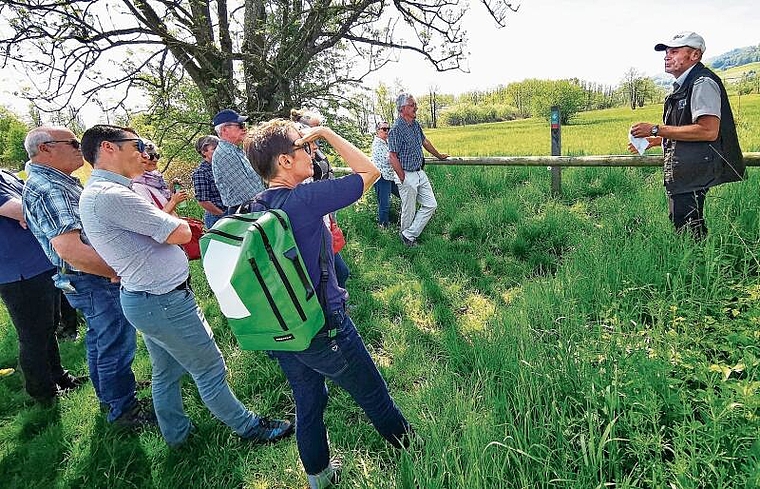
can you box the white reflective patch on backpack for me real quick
[202,239,251,319]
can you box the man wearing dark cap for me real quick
[211,109,265,212]
[630,31,744,239]
[192,135,226,228]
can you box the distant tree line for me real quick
[709,45,760,71]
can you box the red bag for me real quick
[180,217,204,260]
[329,215,346,254]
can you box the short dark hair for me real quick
[81,124,136,166]
[244,119,297,182]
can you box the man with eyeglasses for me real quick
[370,121,400,228]
[211,109,265,212]
[388,93,449,247]
[21,126,150,428]
[79,124,293,447]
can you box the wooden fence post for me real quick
[550,106,562,195]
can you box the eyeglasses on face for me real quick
[43,139,81,149]
[379,127,390,132]
[225,122,246,129]
[107,138,146,153]
[289,143,312,156]
[147,153,161,161]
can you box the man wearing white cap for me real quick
[630,31,744,239]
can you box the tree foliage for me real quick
[0,0,522,123]
[0,107,29,169]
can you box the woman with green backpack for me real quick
[245,119,414,489]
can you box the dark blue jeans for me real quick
[271,308,410,475]
[373,177,399,225]
[58,273,137,422]
[0,269,64,399]
[333,252,349,289]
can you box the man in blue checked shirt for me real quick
[22,126,154,429]
[192,135,226,228]
[211,109,265,212]
[388,93,449,247]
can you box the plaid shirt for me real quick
[192,161,224,210]
[387,118,425,171]
[370,136,396,181]
[211,140,265,207]
[22,163,86,269]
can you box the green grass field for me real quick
[2,99,760,488]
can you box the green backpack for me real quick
[199,205,327,351]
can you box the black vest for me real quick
[662,62,744,194]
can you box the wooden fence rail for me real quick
[422,152,760,168]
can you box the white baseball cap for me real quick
[654,31,706,53]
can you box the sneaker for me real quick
[56,372,88,392]
[307,458,342,489]
[243,417,294,444]
[399,233,417,247]
[112,399,158,430]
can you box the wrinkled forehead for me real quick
[49,128,76,140]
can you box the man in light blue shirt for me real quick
[80,124,293,448]
[211,109,265,211]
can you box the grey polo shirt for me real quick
[79,169,188,294]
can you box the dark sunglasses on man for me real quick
[379,127,390,132]
[43,139,81,149]
[107,138,147,153]
[147,153,161,161]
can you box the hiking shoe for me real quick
[243,417,294,444]
[399,233,417,247]
[112,399,158,430]
[307,458,342,489]
[56,372,88,392]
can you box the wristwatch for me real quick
[650,125,659,137]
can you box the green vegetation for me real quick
[2,98,760,488]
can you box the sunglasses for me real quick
[43,139,81,149]
[225,122,246,129]
[108,138,147,153]
[147,153,161,161]
[379,127,390,132]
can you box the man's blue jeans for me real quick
[373,177,399,226]
[58,272,137,422]
[120,287,260,446]
[271,308,410,475]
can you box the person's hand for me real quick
[169,190,188,204]
[627,142,639,154]
[110,276,121,284]
[438,153,450,160]
[630,123,656,139]
[294,125,331,147]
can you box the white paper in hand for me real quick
[628,132,650,155]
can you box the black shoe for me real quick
[57,372,88,392]
[243,417,294,444]
[112,399,158,430]
[400,233,417,247]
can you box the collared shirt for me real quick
[387,118,425,171]
[0,169,54,283]
[22,163,87,269]
[211,140,265,207]
[370,136,396,181]
[672,64,721,122]
[80,169,188,295]
[192,160,224,210]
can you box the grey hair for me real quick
[24,127,56,158]
[214,123,226,136]
[396,93,413,112]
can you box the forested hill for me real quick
[708,44,760,70]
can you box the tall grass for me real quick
[2,98,760,488]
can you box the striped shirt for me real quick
[22,163,87,269]
[387,118,425,171]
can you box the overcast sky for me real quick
[1,0,758,122]
[364,0,760,95]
